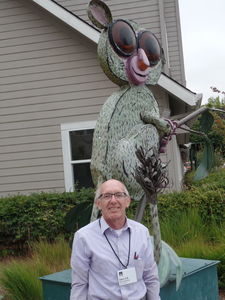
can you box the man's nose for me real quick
[109,194,117,202]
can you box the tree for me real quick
[190,93,225,164]
[207,90,225,157]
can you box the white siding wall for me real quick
[0,0,116,196]
[0,0,181,197]
[56,0,161,40]
[164,0,186,84]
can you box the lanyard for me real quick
[99,219,131,269]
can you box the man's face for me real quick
[96,180,131,226]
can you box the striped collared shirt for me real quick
[70,217,160,300]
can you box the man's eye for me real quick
[104,194,111,199]
[115,193,123,198]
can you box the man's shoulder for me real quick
[127,218,149,232]
[76,219,99,235]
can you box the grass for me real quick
[160,208,225,248]
[160,208,225,289]
[0,260,45,300]
[160,209,205,246]
[30,236,71,273]
[0,237,71,300]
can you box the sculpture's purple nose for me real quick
[137,48,150,71]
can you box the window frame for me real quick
[61,120,96,192]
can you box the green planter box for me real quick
[40,258,219,300]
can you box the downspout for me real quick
[175,0,186,86]
[158,0,170,76]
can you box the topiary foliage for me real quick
[0,189,94,256]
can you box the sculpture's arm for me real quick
[141,112,171,136]
[141,112,178,153]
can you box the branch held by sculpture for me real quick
[134,146,169,264]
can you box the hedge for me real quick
[0,169,224,256]
[0,188,94,256]
[158,168,225,224]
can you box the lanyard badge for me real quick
[117,267,137,286]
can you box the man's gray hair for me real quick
[94,180,130,202]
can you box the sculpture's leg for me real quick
[135,195,147,222]
[150,200,162,265]
[90,176,102,222]
[90,203,99,222]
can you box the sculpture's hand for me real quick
[159,119,178,153]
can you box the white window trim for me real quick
[61,120,96,192]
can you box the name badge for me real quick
[117,267,137,286]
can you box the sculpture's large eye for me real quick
[138,31,161,66]
[109,20,136,57]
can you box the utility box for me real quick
[40,258,219,300]
[160,258,219,300]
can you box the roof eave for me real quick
[158,74,202,107]
[31,0,99,43]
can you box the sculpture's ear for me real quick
[88,0,112,29]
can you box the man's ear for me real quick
[126,197,131,208]
[95,199,101,210]
[87,0,112,29]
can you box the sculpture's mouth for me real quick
[125,50,150,85]
[132,68,147,78]
[126,64,149,85]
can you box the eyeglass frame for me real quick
[98,192,128,201]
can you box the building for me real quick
[0,0,201,197]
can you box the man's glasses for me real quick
[98,192,128,201]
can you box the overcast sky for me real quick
[178,0,225,104]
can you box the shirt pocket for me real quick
[133,259,144,280]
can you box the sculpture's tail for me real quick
[157,240,182,290]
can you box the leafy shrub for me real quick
[158,168,225,224]
[191,167,225,188]
[0,169,224,257]
[0,189,94,256]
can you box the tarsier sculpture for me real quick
[88,0,182,289]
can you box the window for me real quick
[61,121,96,191]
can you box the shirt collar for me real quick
[99,216,132,234]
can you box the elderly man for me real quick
[70,179,160,300]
